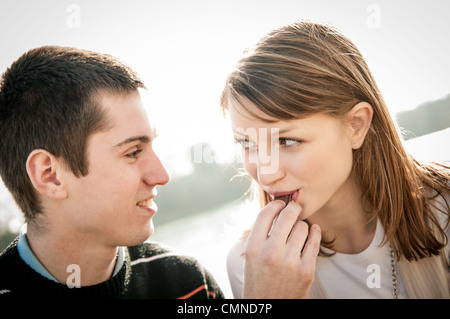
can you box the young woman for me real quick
[221,21,450,299]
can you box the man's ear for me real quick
[346,102,374,149]
[26,149,68,199]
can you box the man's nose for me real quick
[142,149,170,187]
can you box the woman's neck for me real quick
[308,175,376,254]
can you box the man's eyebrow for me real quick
[115,135,151,147]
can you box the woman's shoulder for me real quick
[226,236,247,298]
[426,185,450,226]
[426,188,450,263]
[227,237,247,266]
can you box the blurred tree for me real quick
[396,94,450,140]
[153,142,251,226]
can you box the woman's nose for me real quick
[255,145,284,187]
[256,160,284,187]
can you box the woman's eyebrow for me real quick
[232,126,298,136]
[278,128,295,135]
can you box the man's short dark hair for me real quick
[0,45,145,223]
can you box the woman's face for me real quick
[228,99,356,221]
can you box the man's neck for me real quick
[26,224,118,286]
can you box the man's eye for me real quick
[126,148,143,158]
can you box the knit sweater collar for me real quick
[16,224,125,284]
[1,238,131,298]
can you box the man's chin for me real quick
[118,222,154,247]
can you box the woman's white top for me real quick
[227,213,450,299]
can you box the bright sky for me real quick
[1,0,449,175]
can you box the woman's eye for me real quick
[279,138,301,148]
[126,148,143,158]
[235,139,257,150]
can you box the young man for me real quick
[0,46,224,298]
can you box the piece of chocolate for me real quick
[274,194,291,205]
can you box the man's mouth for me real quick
[137,198,153,208]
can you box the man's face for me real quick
[60,90,170,247]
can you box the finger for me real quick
[300,224,322,264]
[285,220,309,256]
[247,200,286,246]
[267,201,302,246]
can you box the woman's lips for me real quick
[273,189,299,204]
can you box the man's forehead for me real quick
[91,90,156,144]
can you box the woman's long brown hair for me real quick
[220,21,450,261]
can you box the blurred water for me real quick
[402,127,450,162]
[150,200,256,299]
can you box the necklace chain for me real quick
[389,244,399,299]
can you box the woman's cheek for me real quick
[244,161,258,182]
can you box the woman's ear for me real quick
[26,149,68,199]
[346,102,373,149]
